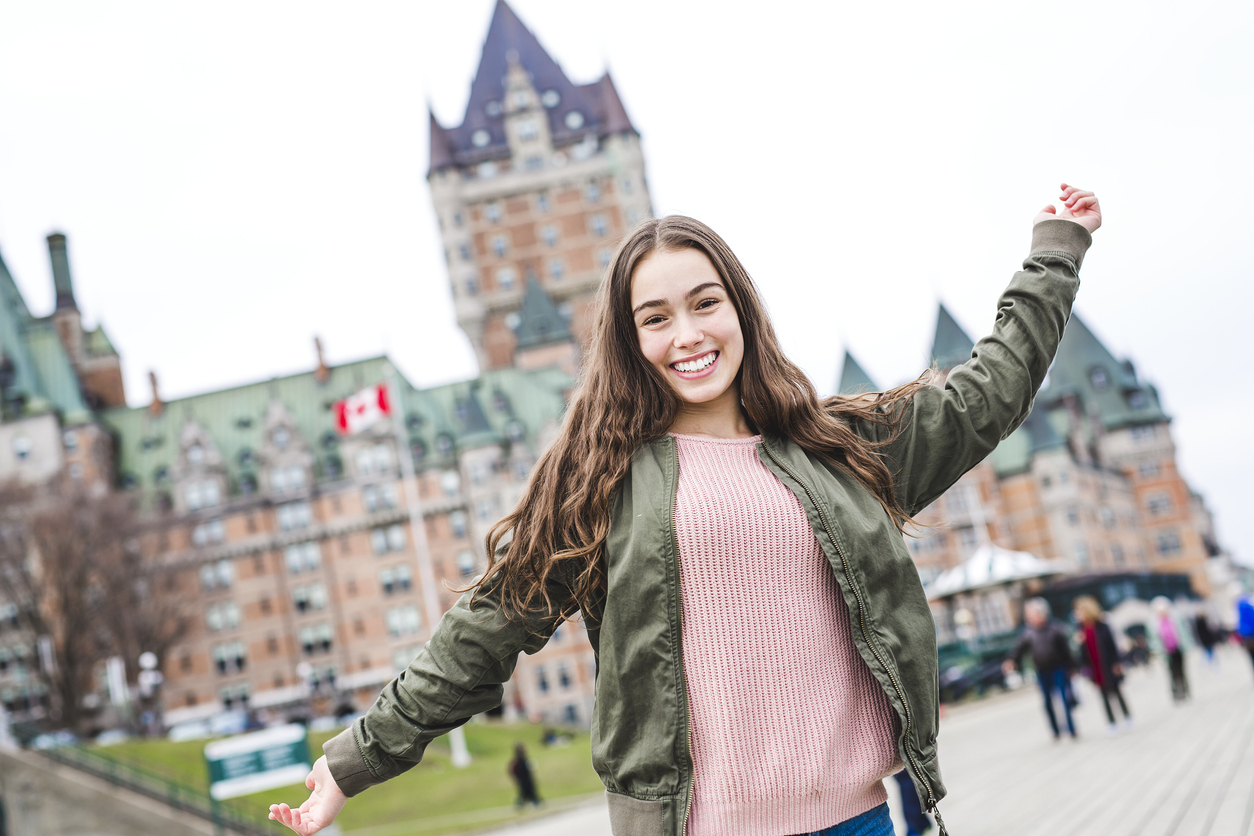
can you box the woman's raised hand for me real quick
[268,756,347,835]
[1034,183,1101,234]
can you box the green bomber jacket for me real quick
[324,218,1091,835]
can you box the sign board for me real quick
[205,723,310,800]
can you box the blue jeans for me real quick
[800,802,894,836]
[1036,667,1076,738]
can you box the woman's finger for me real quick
[1064,190,1094,207]
[1071,196,1098,212]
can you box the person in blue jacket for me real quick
[1237,595,1254,679]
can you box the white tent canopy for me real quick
[925,543,1070,601]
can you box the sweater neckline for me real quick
[669,432,763,445]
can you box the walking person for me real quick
[1236,595,1254,680]
[508,743,541,809]
[1073,596,1132,734]
[1153,597,1190,702]
[1004,598,1079,740]
[1192,610,1219,669]
[891,769,932,836]
[269,186,1101,836]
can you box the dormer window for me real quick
[185,479,221,511]
[1089,367,1109,391]
[270,464,307,495]
[187,445,205,466]
[515,118,539,142]
[485,100,502,118]
[472,129,491,148]
[564,111,584,130]
[541,89,560,108]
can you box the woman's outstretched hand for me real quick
[1035,183,1101,234]
[268,755,347,835]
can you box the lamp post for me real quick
[137,652,164,736]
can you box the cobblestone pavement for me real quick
[480,646,1254,836]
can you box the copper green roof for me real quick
[835,351,879,396]
[514,277,572,349]
[1038,313,1168,430]
[100,356,571,496]
[989,404,1067,477]
[930,303,976,370]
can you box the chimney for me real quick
[46,233,77,310]
[314,336,330,384]
[148,371,163,417]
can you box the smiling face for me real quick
[630,247,746,427]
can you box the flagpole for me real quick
[383,362,472,768]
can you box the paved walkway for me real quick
[476,646,1254,836]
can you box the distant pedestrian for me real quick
[1005,598,1078,740]
[1073,596,1132,734]
[1192,611,1219,668]
[891,769,932,836]
[508,743,541,809]
[1237,596,1254,680]
[1152,597,1190,702]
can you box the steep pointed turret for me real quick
[428,107,456,175]
[836,350,879,396]
[595,72,638,136]
[930,303,976,370]
[427,0,653,371]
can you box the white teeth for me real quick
[673,353,716,373]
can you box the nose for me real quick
[672,313,704,350]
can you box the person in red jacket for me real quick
[1073,595,1132,735]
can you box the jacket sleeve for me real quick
[323,576,568,797]
[857,219,1091,516]
[1009,631,1029,670]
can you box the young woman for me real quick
[271,185,1100,836]
[1073,595,1132,734]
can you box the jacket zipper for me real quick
[760,442,949,836]
[668,439,696,835]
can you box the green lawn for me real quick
[97,721,605,835]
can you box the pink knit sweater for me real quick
[672,433,900,836]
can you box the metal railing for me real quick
[38,744,275,836]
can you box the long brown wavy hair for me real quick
[473,215,930,620]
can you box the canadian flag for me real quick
[334,383,392,435]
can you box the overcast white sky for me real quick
[1,1,1250,557]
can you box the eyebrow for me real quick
[632,282,723,317]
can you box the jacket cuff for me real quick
[1030,218,1092,270]
[324,724,378,798]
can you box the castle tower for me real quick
[429,0,654,369]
